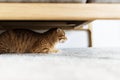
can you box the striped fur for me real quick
[0,28,67,53]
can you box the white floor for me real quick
[0,48,120,80]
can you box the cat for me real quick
[0,28,67,53]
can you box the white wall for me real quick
[92,20,120,47]
[56,30,89,48]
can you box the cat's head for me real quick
[55,28,67,43]
[47,28,67,43]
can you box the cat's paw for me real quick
[49,49,60,53]
[53,49,59,53]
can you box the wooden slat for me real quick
[0,21,86,29]
[0,3,120,20]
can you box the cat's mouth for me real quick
[59,37,67,43]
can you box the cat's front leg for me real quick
[53,49,59,53]
[49,48,60,53]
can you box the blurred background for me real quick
[57,20,120,48]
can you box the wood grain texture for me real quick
[0,3,120,20]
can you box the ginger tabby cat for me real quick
[0,28,67,53]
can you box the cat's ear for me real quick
[57,28,62,32]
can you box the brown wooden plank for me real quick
[0,3,120,20]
